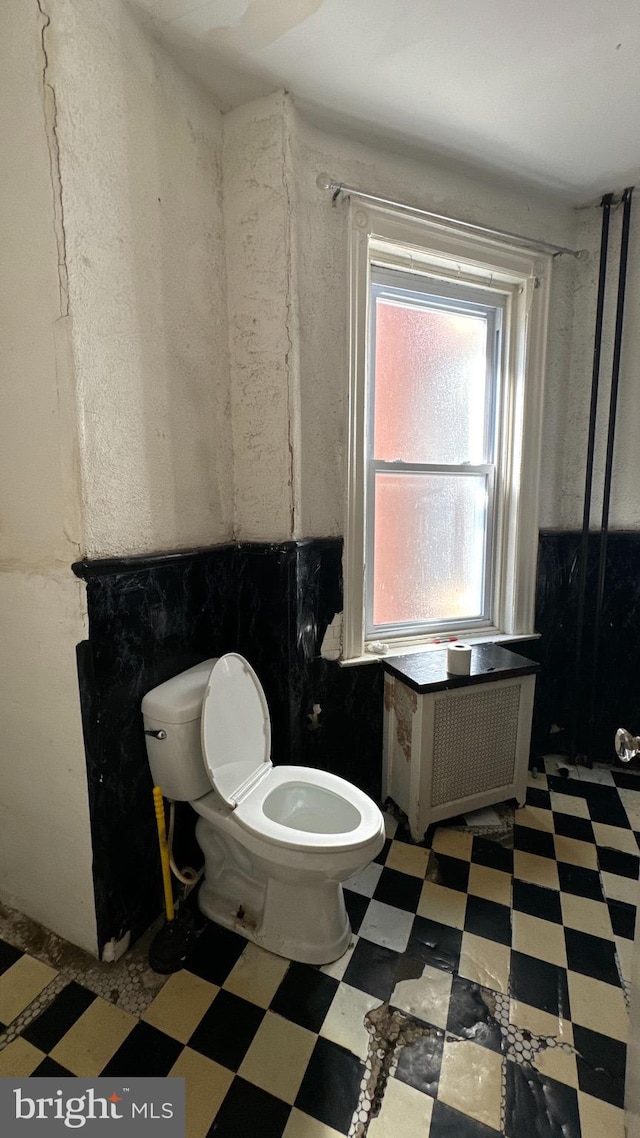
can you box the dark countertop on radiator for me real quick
[382,643,540,695]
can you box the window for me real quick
[344,203,551,661]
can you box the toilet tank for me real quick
[141,659,216,801]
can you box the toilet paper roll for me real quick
[447,643,472,675]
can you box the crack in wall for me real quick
[36,0,69,318]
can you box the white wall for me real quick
[223,93,578,539]
[0,0,233,955]
[223,92,299,541]
[290,105,579,536]
[49,0,233,557]
[0,2,96,953]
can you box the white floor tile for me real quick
[320,938,358,981]
[357,900,413,953]
[615,936,633,988]
[464,807,502,827]
[343,862,384,898]
[544,755,579,778]
[577,765,615,786]
[390,964,453,1030]
[601,872,639,906]
[319,982,379,1060]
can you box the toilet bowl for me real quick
[142,654,385,964]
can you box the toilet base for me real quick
[197,875,352,965]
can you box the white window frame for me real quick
[343,202,551,663]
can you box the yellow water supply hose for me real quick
[153,786,175,923]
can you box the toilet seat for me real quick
[201,653,272,806]
[234,765,384,853]
[200,653,383,855]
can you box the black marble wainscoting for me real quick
[74,547,237,957]
[75,529,640,955]
[293,540,383,799]
[533,530,640,763]
[227,538,383,797]
[73,539,383,956]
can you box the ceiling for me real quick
[131,0,640,202]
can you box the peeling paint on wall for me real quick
[394,679,417,761]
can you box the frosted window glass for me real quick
[373,298,488,464]
[372,472,487,627]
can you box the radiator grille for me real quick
[431,684,521,807]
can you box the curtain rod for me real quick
[316,174,589,261]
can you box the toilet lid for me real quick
[201,653,271,806]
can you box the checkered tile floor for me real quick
[0,758,638,1138]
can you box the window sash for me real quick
[365,462,496,639]
[343,202,551,662]
[366,271,502,640]
[369,274,504,469]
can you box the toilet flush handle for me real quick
[145,729,167,740]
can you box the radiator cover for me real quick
[382,672,535,842]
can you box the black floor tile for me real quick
[464,895,511,946]
[407,915,463,973]
[564,927,621,986]
[597,846,639,879]
[189,990,265,1070]
[32,1057,74,1076]
[207,1077,290,1138]
[185,922,247,986]
[526,786,551,810]
[100,1021,183,1077]
[445,974,503,1053]
[510,951,570,1019]
[552,813,595,844]
[393,817,424,845]
[342,938,401,1001]
[423,823,436,845]
[547,775,589,798]
[574,1024,626,1108]
[471,837,514,874]
[427,852,470,893]
[269,962,339,1033]
[374,837,392,865]
[512,879,563,924]
[513,825,556,859]
[585,788,631,828]
[343,889,370,934]
[393,952,427,986]
[504,1058,580,1138]
[394,1029,444,1096]
[295,1037,364,1134]
[429,1099,501,1136]
[0,938,22,976]
[373,867,422,912]
[607,898,636,939]
[611,770,640,791]
[557,862,604,901]
[22,982,96,1053]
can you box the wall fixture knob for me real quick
[615,727,640,762]
[145,729,166,740]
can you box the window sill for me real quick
[338,631,540,668]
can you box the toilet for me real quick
[141,653,385,964]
